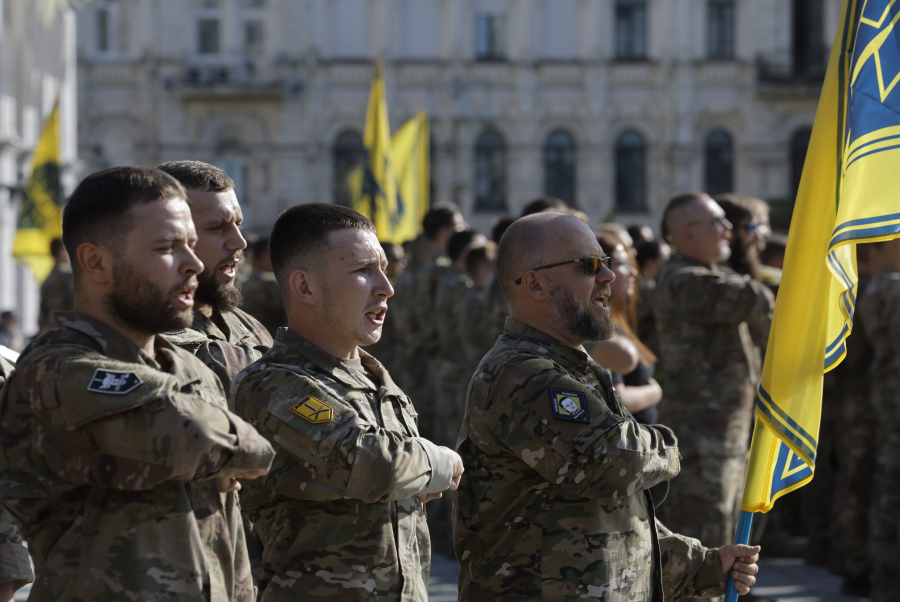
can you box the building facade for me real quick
[77,0,839,235]
[0,0,79,336]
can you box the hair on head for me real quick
[156,160,235,193]
[62,167,187,277]
[491,216,516,244]
[251,237,270,257]
[714,195,754,228]
[50,237,65,257]
[465,241,497,275]
[636,240,665,269]
[521,197,567,217]
[660,191,709,243]
[269,203,375,287]
[421,203,460,240]
[447,229,481,263]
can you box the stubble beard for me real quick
[106,259,195,335]
[194,263,243,314]
[549,280,615,343]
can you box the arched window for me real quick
[474,130,507,211]
[791,128,812,196]
[708,0,735,60]
[333,130,364,206]
[705,129,734,195]
[543,130,576,205]
[615,0,646,59]
[615,130,646,210]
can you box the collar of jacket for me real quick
[501,317,599,372]
[668,253,721,271]
[272,327,405,398]
[189,308,251,343]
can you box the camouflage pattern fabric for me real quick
[454,318,725,601]
[0,312,276,602]
[0,357,33,592]
[458,287,495,367]
[482,274,509,349]
[37,263,74,332]
[163,307,273,403]
[859,268,900,601]
[653,254,773,547]
[231,328,454,601]
[636,277,660,362]
[383,264,422,393]
[240,269,287,337]
[433,268,474,447]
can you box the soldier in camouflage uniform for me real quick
[455,211,761,601]
[232,204,464,601]
[0,356,33,602]
[240,238,288,337]
[37,238,74,334]
[653,193,774,552]
[859,238,900,601]
[458,242,498,366]
[157,161,273,397]
[0,167,275,602]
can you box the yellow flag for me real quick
[13,101,62,283]
[351,62,400,242]
[391,112,430,243]
[743,0,900,512]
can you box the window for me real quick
[475,13,506,60]
[793,0,824,78]
[542,0,579,60]
[198,18,220,54]
[244,20,265,54]
[705,129,734,195]
[615,130,646,210]
[333,131,364,206]
[791,128,812,196]
[474,130,507,211]
[708,0,735,60]
[543,130,576,205]
[615,0,646,59]
[97,8,110,52]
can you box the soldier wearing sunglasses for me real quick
[454,210,762,601]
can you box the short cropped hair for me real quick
[269,203,375,287]
[156,160,234,193]
[447,229,480,263]
[465,241,497,275]
[62,167,187,277]
[49,238,65,258]
[660,191,708,243]
[521,197,567,217]
[491,216,516,243]
[422,203,460,240]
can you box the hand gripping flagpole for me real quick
[723,511,754,602]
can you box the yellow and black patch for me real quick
[550,388,589,423]
[289,395,334,424]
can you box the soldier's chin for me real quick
[359,325,383,347]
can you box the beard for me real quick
[194,253,243,314]
[106,259,195,335]
[549,280,615,343]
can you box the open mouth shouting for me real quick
[365,305,388,327]
[175,280,198,309]
[218,260,238,281]
[591,290,610,314]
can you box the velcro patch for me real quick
[290,395,334,424]
[87,369,143,394]
[550,388,589,423]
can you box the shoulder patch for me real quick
[289,395,334,424]
[550,388,589,423]
[87,369,143,394]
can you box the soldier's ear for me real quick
[289,269,317,306]
[76,243,113,285]
[520,271,550,302]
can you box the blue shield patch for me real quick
[87,369,143,394]
[550,388,589,423]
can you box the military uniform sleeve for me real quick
[0,508,33,590]
[656,521,725,599]
[481,356,681,499]
[235,370,441,504]
[656,267,774,326]
[6,355,274,490]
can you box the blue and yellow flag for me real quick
[13,101,62,283]
[742,0,900,512]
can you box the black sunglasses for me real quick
[515,256,611,285]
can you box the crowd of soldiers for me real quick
[0,159,887,601]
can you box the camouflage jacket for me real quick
[413,252,452,352]
[0,357,33,592]
[653,255,774,457]
[435,269,473,360]
[859,269,900,390]
[37,264,74,332]
[459,288,494,365]
[240,270,287,337]
[454,319,724,602]
[0,312,276,602]
[164,307,273,402]
[231,328,455,601]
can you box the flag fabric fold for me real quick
[13,101,63,283]
[742,0,900,513]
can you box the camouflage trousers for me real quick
[656,452,747,548]
[869,396,900,602]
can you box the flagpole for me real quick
[724,511,754,602]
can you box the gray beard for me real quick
[549,281,614,343]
